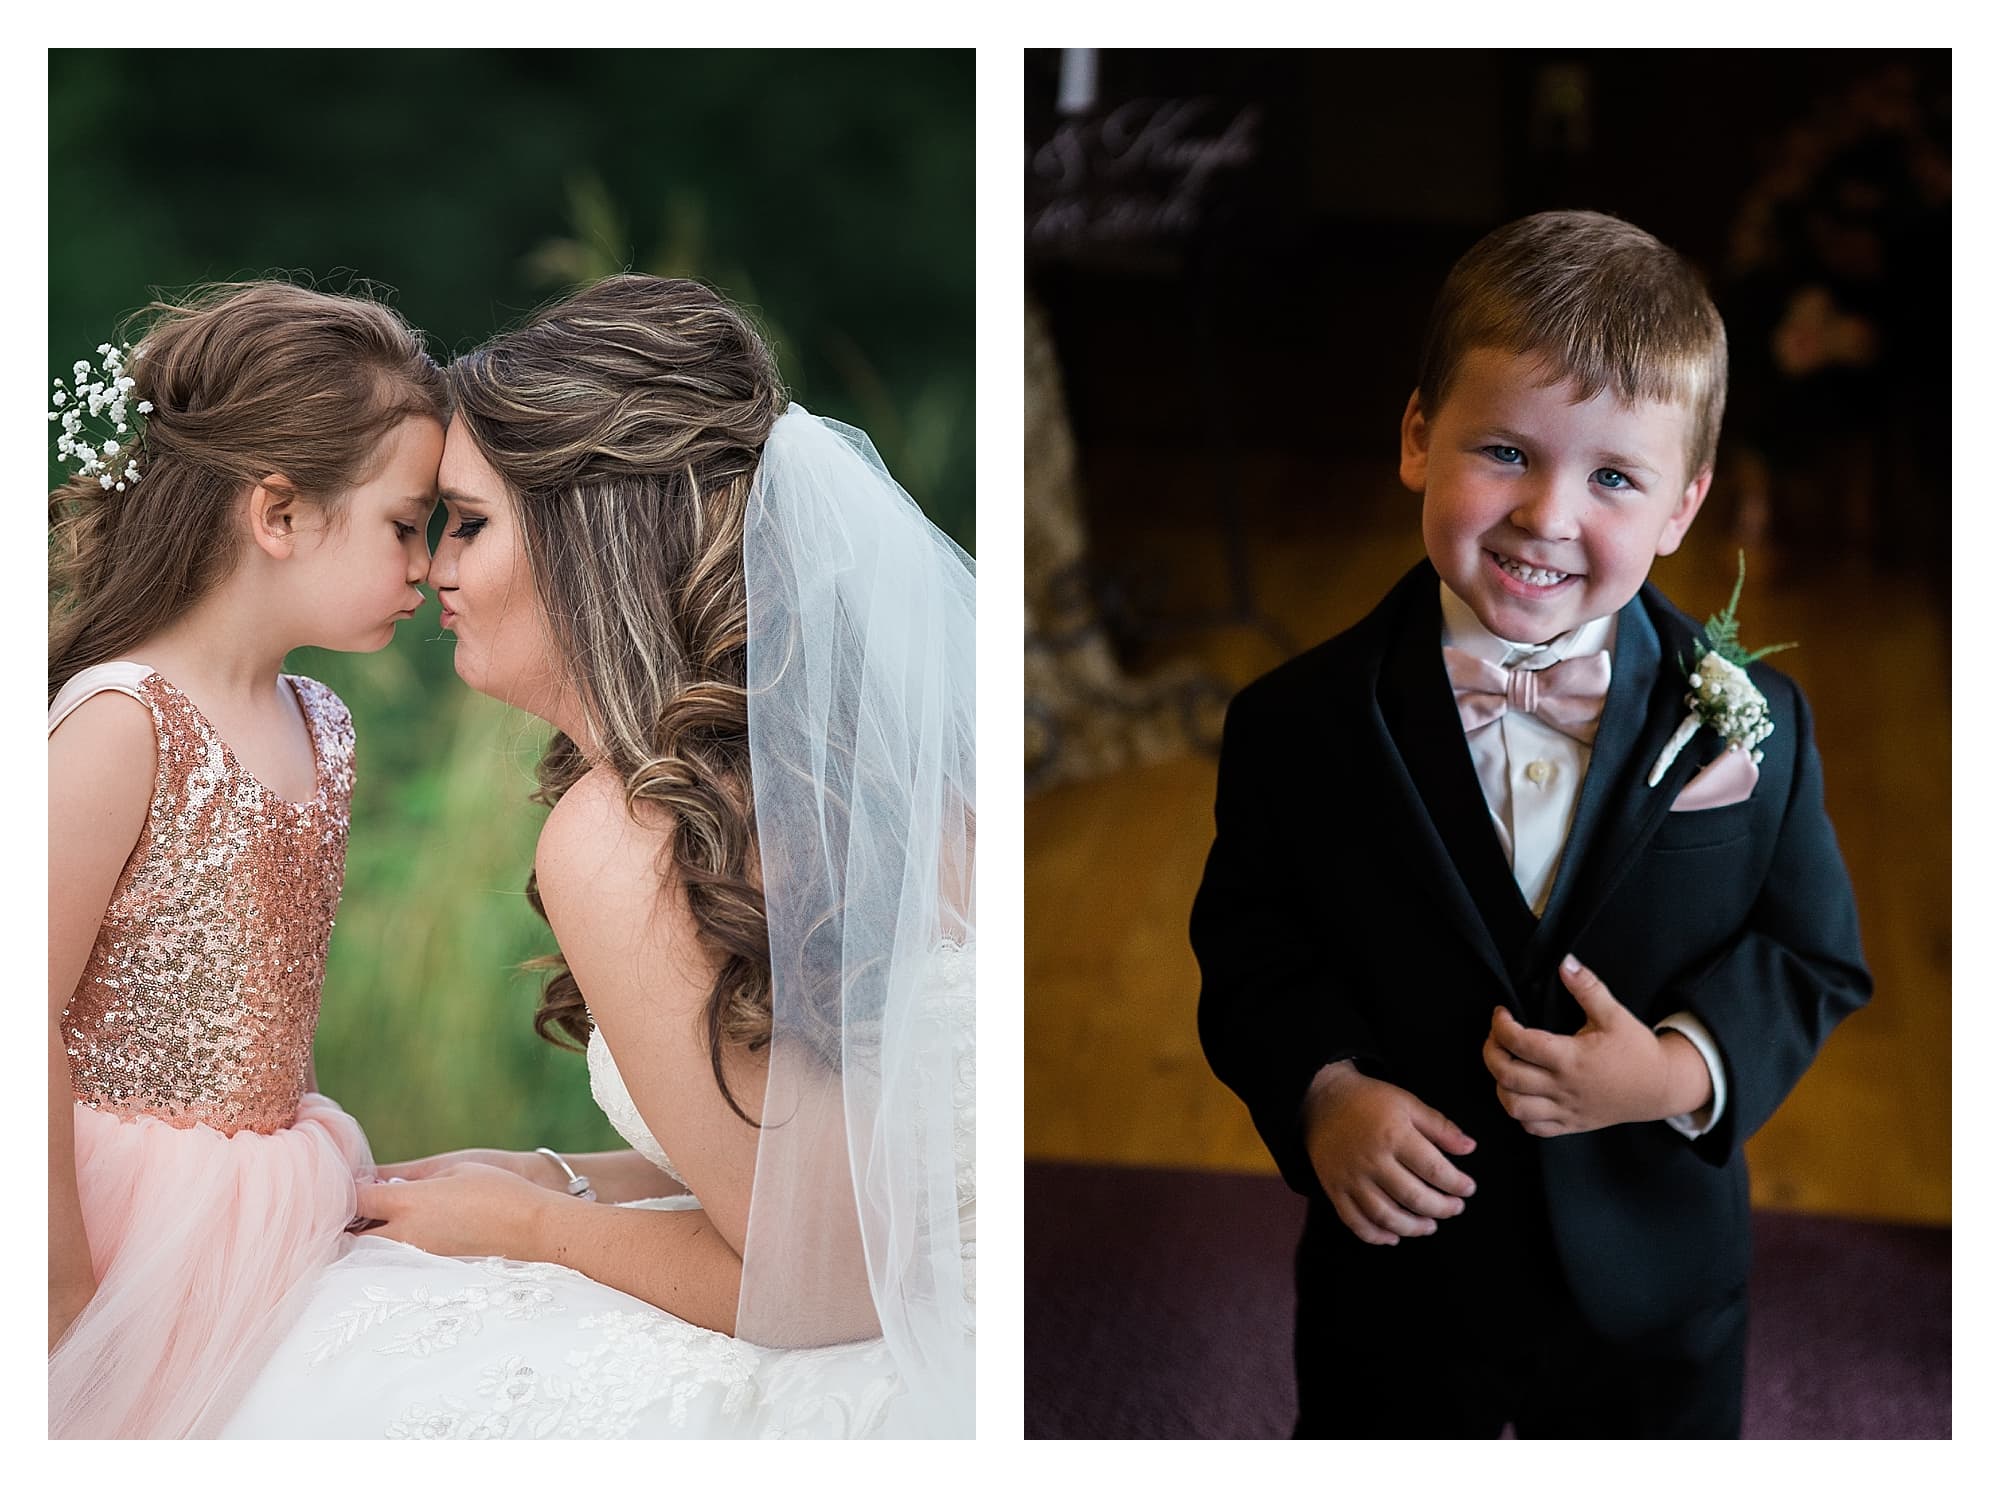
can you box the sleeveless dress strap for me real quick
[48,662,156,736]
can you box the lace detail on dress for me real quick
[382,1311,760,1440]
[750,1335,906,1439]
[914,941,976,1323]
[380,1311,901,1440]
[586,1029,687,1189]
[305,1258,572,1366]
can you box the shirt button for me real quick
[1525,760,1554,786]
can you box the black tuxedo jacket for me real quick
[1192,560,1871,1339]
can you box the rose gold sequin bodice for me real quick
[60,671,355,1135]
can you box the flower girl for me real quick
[47,282,445,1437]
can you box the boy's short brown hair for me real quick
[1416,210,1728,480]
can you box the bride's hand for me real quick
[376,1148,570,1191]
[353,1161,565,1258]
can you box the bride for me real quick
[223,276,974,1438]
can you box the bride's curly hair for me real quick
[445,275,786,1124]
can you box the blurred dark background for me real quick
[1027,49,1947,675]
[49,48,972,1161]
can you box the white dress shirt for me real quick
[1438,584,1725,1139]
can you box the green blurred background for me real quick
[49,49,974,1161]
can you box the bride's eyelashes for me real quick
[447,516,487,541]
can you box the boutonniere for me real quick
[1647,552,1797,788]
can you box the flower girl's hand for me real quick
[353,1161,561,1258]
[1484,956,1714,1135]
[377,1148,570,1191]
[1301,1061,1477,1246]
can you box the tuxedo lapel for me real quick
[1532,590,1659,945]
[1372,570,1534,998]
[1537,584,1726,951]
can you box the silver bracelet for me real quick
[534,1147,598,1202]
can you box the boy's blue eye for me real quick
[393,521,417,539]
[448,516,487,541]
[1594,468,1633,490]
[1482,445,1525,465]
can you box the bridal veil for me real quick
[735,405,975,1437]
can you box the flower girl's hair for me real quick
[49,281,448,698]
[446,274,787,1124]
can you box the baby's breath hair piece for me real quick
[51,341,150,491]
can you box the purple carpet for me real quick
[1026,1160,1950,1439]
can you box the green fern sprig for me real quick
[1691,550,1798,668]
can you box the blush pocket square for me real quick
[1671,744,1759,811]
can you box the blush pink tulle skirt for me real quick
[49,1094,372,1439]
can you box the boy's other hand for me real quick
[1302,1061,1477,1246]
[1484,955,1714,1135]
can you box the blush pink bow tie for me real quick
[1442,647,1613,745]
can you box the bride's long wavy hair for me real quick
[445,275,786,1123]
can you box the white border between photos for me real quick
[974,38,1028,1460]
[1945,30,1994,1470]
[10,29,55,1461]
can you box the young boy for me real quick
[1192,210,1870,1439]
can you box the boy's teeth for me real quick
[1497,555,1568,586]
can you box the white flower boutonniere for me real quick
[1647,552,1797,788]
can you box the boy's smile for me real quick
[1401,347,1711,645]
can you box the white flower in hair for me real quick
[52,338,149,488]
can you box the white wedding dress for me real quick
[220,942,972,1439]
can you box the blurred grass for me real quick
[52,50,970,1164]
[293,640,621,1160]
